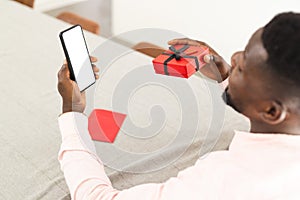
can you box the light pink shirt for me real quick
[58,112,300,200]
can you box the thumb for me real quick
[203,54,231,81]
[203,54,224,67]
[58,64,71,82]
[203,54,213,64]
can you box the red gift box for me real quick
[152,44,209,78]
[88,109,126,143]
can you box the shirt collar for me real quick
[229,130,300,152]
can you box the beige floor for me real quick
[46,0,112,37]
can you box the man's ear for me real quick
[261,101,287,125]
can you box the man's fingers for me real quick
[92,64,100,72]
[168,38,191,45]
[90,56,98,63]
[168,38,201,46]
[168,38,230,81]
[202,54,231,81]
[168,39,185,45]
[91,64,100,79]
[92,64,100,80]
[203,54,222,64]
[199,62,223,82]
[203,54,223,66]
[168,38,220,56]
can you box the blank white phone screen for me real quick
[62,26,95,91]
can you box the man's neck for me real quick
[250,121,300,135]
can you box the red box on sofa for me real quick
[88,109,126,143]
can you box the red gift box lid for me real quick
[88,109,126,143]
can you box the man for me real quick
[57,12,300,199]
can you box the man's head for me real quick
[225,12,300,134]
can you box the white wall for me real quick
[34,0,85,12]
[112,0,300,61]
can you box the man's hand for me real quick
[168,38,231,82]
[57,56,99,114]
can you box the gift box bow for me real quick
[162,45,201,75]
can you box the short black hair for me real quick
[262,12,300,87]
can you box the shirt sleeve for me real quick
[58,112,226,200]
[58,112,167,199]
[220,78,229,89]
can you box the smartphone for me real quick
[59,25,96,92]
